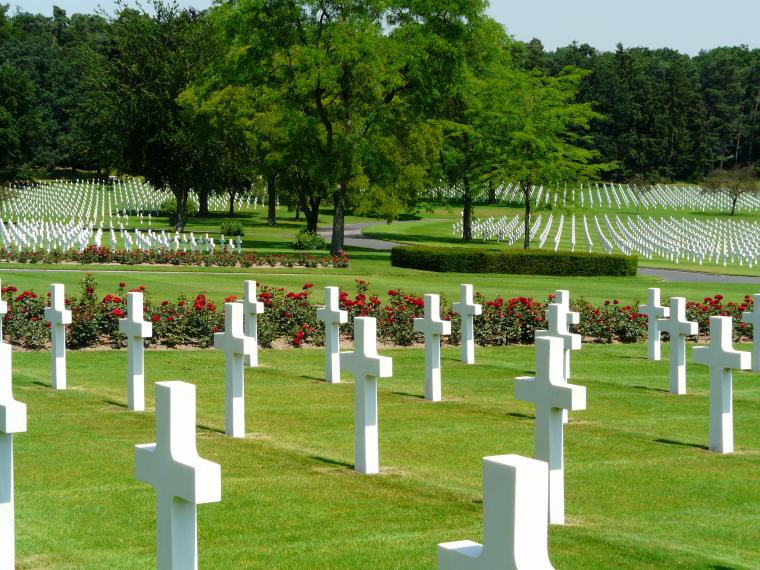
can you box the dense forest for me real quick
[1,2,759,249]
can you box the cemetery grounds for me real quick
[4,183,760,568]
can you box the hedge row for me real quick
[390,246,637,276]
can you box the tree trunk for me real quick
[462,175,472,241]
[228,189,237,217]
[295,203,301,221]
[305,200,320,232]
[330,181,346,255]
[173,190,188,232]
[522,184,531,250]
[198,188,209,217]
[267,173,277,226]
[731,193,739,216]
[487,180,496,205]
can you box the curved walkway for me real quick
[318,222,400,251]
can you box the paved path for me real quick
[318,222,400,251]
[638,267,760,284]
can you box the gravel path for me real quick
[318,222,400,251]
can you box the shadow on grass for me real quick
[506,412,534,420]
[311,455,354,470]
[655,438,709,450]
[392,391,425,400]
[197,424,225,435]
[300,375,327,383]
[105,399,128,409]
[633,385,670,393]
[31,381,49,388]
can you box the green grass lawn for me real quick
[10,343,760,568]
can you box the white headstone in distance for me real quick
[741,294,760,372]
[452,284,482,365]
[550,290,580,379]
[437,454,554,570]
[514,336,586,525]
[316,287,347,384]
[213,302,254,438]
[413,294,452,402]
[640,288,669,361]
[44,283,71,390]
[119,292,153,411]
[242,281,265,368]
[693,316,751,454]
[340,317,392,474]
[0,343,26,570]
[657,297,697,395]
[135,381,222,570]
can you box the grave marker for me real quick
[438,455,554,570]
[693,316,751,453]
[316,287,348,384]
[44,283,71,390]
[135,381,221,570]
[413,294,452,402]
[119,292,153,411]
[340,317,392,474]
[0,343,26,570]
[657,297,697,395]
[213,302,254,438]
[242,281,265,368]
[640,288,669,361]
[515,337,586,525]
[452,285,482,365]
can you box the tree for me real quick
[702,165,759,215]
[484,65,610,249]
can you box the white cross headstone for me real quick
[640,288,669,361]
[316,287,347,384]
[452,284,482,365]
[214,302,254,438]
[44,283,71,390]
[514,336,586,525]
[0,279,7,340]
[135,381,221,570]
[550,290,580,379]
[438,454,554,570]
[693,316,751,454]
[0,343,26,570]
[657,297,697,395]
[413,294,452,402]
[242,281,265,368]
[741,294,760,372]
[340,317,392,474]
[119,292,153,411]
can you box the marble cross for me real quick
[438,455,554,570]
[44,283,71,390]
[741,294,760,372]
[213,302,254,438]
[693,316,751,453]
[657,297,697,395]
[340,317,392,474]
[550,290,580,378]
[0,279,7,341]
[515,336,586,525]
[452,284,482,365]
[119,292,153,411]
[413,294,451,402]
[316,287,347,384]
[0,343,26,570]
[242,281,265,368]
[135,381,221,570]
[640,288,669,361]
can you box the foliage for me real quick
[220,220,244,236]
[292,229,326,251]
[390,246,637,276]
[160,194,199,225]
[701,166,759,215]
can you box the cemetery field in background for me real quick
[11,344,760,569]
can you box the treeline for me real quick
[0,2,757,251]
[522,40,760,181]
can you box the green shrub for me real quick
[292,229,326,250]
[160,195,199,224]
[220,221,244,236]
[390,246,637,277]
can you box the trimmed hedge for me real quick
[390,246,637,276]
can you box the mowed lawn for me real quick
[10,343,760,569]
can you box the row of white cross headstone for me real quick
[641,287,760,453]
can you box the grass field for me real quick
[10,343,760,569]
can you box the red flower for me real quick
[111,308,124,318]
[224,295,237,303]
[119,282,126,288]
[151,314,160,323]
[303,283,314,289]
[161,300,169,306]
